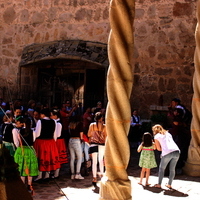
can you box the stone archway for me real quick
[19,40,108,108]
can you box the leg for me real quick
[27,176,32,186]
[158,154,172,186]
[98,145,105,176]
[84,142,90,161]
[139,168,145,185]
[54,168,60,178]
[75,141,83,175]
[168,151,180,186]
[69,139,76,177]
[21,176,25,183]
[145,168,150,186]
[92,152,98,178]
[44,171,50,179]
[34,171,42,181]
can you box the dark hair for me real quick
[94,112,103,121]
[14,106,22,111]
[40,108,50,117]
[51,109,61,118]
[15,116,24,123]
[3,113,13,122]
[172,98,181,104]
[142,132,153,147]
[23,117,32,137]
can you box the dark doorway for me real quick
[37,63,106,109]
[84,69,106,109]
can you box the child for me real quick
[13,116,38,194]
[137,132,157,186]
[1,113,15,156]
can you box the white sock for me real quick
[54,169,60,177]
[44,172,50,179]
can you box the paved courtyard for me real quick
[32,148,200,200]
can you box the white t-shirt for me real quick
[154,131,180,157]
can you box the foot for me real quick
[146,183,151,186]
[27,185,33,195]
[154,184,161,188]
[33,177,42,182]
[92,177,97,187]
[71,174,75,179]
[98,173,103,178]
[165,184,172,189]
[75,174,84,179]
[138,182,142,185]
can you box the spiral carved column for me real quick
[183,0,200,176]
[99,0,135,199]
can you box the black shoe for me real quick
[92,177,97,187]
[27,185,33,195]
[33,178,43,183]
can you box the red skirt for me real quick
[56,138,69,164]
[34,139,60,171]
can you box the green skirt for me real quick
[14,146,39,177]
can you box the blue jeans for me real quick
[81,142,90,162]
[158,151,180,185]
[68,138,82,174]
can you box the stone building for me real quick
[0,0,197,119]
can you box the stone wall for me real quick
[0,0,110,98]
[132,0,197,118]
[0,0,198,118]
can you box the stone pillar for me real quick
[99,0,135,199]
[183,0,200,176]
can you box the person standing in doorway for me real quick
[129,109,142,148]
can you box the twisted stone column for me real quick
[99,0,135,199]
[183,0,200,176]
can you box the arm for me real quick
[34,119,41,138]
[80,131,84,142]
[137,143,143,152]
[12,128,20,148]
[154,139,162,151]
[87,123,94,138]
[53,120,58,141]
[152,142,156,150]
[55,122,62,139]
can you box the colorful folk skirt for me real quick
[14,146,39,177]
[3,141,16,156]
[34,139,60,171]
[56,138,69,164]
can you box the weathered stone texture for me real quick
[0,0,197,118]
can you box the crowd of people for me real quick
[0,98,107,194]
[0,96,193,193]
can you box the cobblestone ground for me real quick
[32,148,200,200]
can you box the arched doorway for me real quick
[19,40,108,109]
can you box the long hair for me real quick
[69,115,81,129]
[23,117,32,137]
[152,124,167,135]
[142,132,153,147]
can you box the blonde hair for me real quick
[152,124,167,135]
